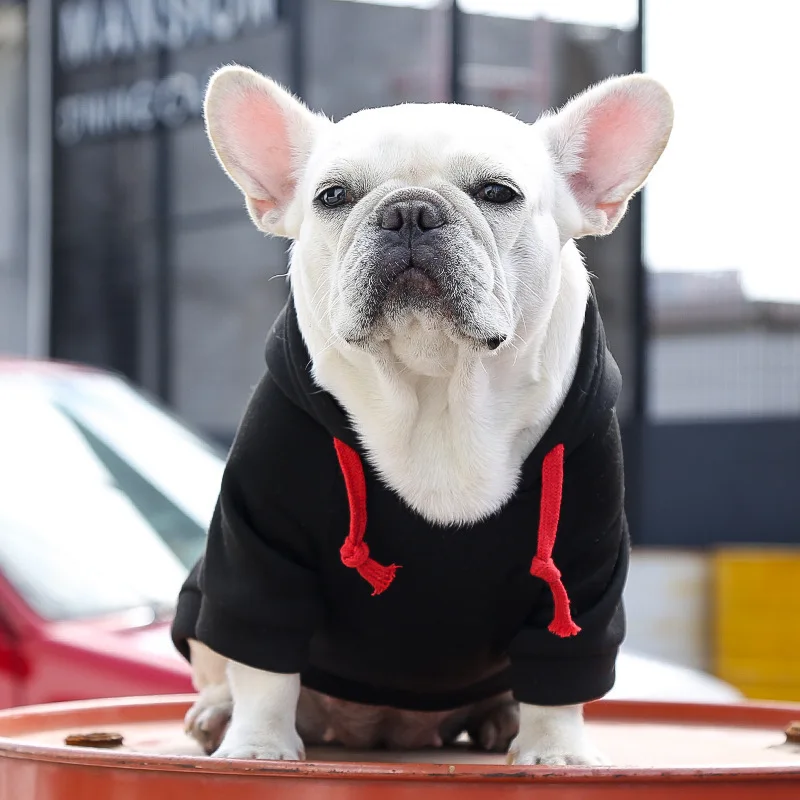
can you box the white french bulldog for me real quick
[182,65,673,766]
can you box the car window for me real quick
[0,373,225,621]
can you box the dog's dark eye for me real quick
[317,185,351,208]
[475,183,517,204]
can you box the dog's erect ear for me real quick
[204,65,328,236]
[540,74,673,238]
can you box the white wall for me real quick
[650,330,800,421]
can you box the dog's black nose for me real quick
[379,200,445,233]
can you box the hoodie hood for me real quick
[265,298,358,448]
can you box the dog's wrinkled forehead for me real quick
[306,103,550,198]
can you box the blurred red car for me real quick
[0,359,226,707]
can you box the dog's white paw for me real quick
[212,664,305,761]
[506,703,608,767]
[507,738,608,766]
[213,727,305,761]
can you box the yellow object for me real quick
[713,548,800,702]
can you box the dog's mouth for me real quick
[369,260,452,323]
[384,266,443,304]
[339,246,508,353]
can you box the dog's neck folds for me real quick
[296,243,589,527]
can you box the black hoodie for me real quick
[172,289,629,711]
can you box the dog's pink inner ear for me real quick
[219,89,296,216]
[569,93,664,221]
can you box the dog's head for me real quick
[204,67,672,374]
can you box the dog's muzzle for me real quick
[371,194,452,311]
[343,188,508,351]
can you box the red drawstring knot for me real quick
[530,556,561,585]
[531,444,581,638]
[334,438,400,596]
[340,539,371,569]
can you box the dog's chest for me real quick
[365,435,522,526]
[312,344,565,527]
[345,385,548,527]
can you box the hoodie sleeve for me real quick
[171,558,203,662]
[508,410,630,707]
[171,372,328,674]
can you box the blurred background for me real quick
[0,0,797,710]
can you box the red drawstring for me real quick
[333,438,400,595]
[530,444,581,638]
[333,437,577,638]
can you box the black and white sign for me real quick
[58,0,279,68]
[54,0,280,145]
[55,68,215,144]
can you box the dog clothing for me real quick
[172,289,629,710]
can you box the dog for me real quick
[171,65,673,766]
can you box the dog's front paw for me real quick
[213,727,305,761]
[506,703,608,767]
[507,737,608,766]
